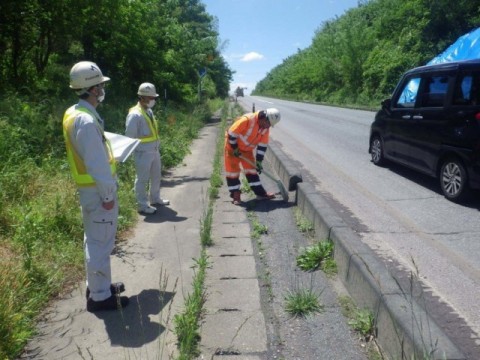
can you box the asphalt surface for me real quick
[238,96,478,359]
[17,111,371,360]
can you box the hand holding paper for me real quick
[104,132,140,163]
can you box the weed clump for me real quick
[296,240,337,275]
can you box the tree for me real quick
[0,0,232,103]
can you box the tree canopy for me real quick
[253,0,480,105]
[0,0,233,103]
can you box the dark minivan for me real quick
[369,59,480,202]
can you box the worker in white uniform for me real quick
[125,82,169,214]
[62,61,128,312]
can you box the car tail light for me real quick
[475,112,480,121]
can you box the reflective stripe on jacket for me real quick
[128,104,159,143]
[226,112,269,152]
[63,106,116,187]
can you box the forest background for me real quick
[253,0,480,106]
[1,0,480,359]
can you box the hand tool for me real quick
[239,155,289,202]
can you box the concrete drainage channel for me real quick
[265,141,465,360]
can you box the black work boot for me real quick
[86,282,125,300]
[87,294,129,312]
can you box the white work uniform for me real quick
[125,104,163,208]
[67,100,118,302]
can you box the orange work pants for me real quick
[224,146,266,196]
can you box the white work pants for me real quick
[134,150,162,207]
[79,189,118,301]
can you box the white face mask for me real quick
[89,87,105,103]
[97,88,105,103]
[147,99,156,108]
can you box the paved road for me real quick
[237,95,480,355]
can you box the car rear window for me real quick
[419,76,448,107]
[453,72,480,105]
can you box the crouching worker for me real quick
[63,61,128,312]
[224,108,281,205]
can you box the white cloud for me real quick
[241,52,264,62]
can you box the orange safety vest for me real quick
[226,112,269,152]
[62,106,116,187]
[128,104,159,143]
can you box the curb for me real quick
[265,142,466,360]
[266,142,303,191]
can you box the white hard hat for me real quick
[138,82,159,97]
[266,108,281,127]
[69,61,110,90]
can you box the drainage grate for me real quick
[218,308,240,312]
[214,349,242,355]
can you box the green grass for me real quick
[294,208,315,236]
[284,288,324,318]
[338,296,382,359]
[200,206,214,247]
[173,254,209,359]
[339,295,375,338]
[240,176,253,194]
[348,309,374,337]
[248,214,269,240]
[296,240,337,275]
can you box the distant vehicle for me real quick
[235,86,244,97]
[369,59,480,202]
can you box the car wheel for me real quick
[370,135,385,165]
[440,158,469,202]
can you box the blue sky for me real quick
[202,0,360,95]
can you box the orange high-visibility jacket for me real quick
[226,112,269,153]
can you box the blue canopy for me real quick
[428,27,480,65]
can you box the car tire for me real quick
[370,135,385,166]
[440,157,469,202]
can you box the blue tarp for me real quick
[394,29,480,104]
[428,27,480,65]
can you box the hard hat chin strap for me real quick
[75,88,89,96]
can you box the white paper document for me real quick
[104,131,140,163]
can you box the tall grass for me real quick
[0,93,215,359]
[174,254,209,359]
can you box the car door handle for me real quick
[402,115,411,119]
[412,115,423,120]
